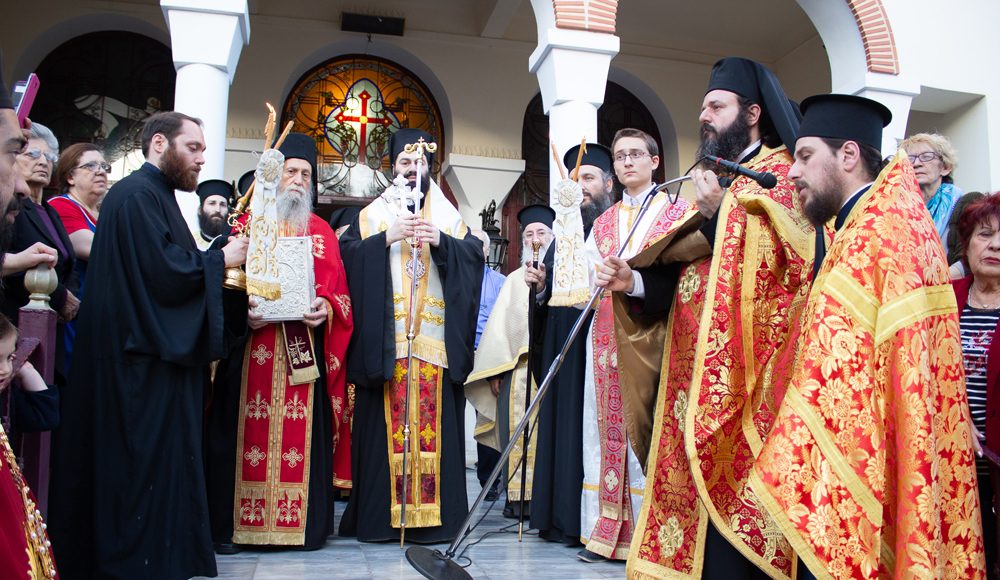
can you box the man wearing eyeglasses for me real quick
[0,73,57,279]
[555,127,703,563]
[621,58,816,580]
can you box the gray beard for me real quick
[277,185,313,233]
[521,239,552,266]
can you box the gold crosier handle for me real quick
[223,103,294,291]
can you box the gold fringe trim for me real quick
[395,338,448,368]
[549,288,592,307]
[390,453,440,473]
[391,504,442,528]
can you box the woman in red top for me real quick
[49,143,103,264]
[49,143,105,368]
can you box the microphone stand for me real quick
[406,176,692,579]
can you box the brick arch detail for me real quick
[552,0,619,34]
[847,0,900,74]
[550,0,899,75]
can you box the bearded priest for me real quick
[204,134,354,553]
[466,205,555,516]
[47,112,249,579]
[339,128,484,543]
[752,95,985,578]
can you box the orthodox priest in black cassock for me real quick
[47,114,248,580]
[528,143,615,545]
[338,129,483,543]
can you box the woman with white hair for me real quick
[902,132,963,255]
[1,122,79,379]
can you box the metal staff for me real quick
[405,174,692,580]
[399,138,437,548]
[518,239,543,541]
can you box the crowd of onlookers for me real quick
[1,90,999,574]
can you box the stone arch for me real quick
[846,0,900,74]
[795,0,900,92]
[13,13,168,82]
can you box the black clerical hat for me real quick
[236,170,255,197]
[706,57,800,151]
[278,133,318,187]
[197,179,232,205]
[798,94,892,150]
[563,143,613,175]
[389,128,436,168]
[517,204,555,230]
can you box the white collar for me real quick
[737,140,763,163]
[841,182,874,210]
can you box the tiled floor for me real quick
[202,469,625,579]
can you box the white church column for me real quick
[161,0,250,180]
[161,0,249,233]
[443,154,526,229]
[529,28,619,190]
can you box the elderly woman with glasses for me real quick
[1,122,79,377]
[902,132,963,256]
[48,142,109,367]
[952,193,1000,576]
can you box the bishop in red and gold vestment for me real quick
[626,57,814,580]
[751,95,985,578]
[205,134,353,550]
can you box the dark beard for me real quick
[198,210,227,238]
[160,143,199,192]
[581,191,614,230]
[696,110,752,164]
[799,166,845,227]
[403,169,431,195]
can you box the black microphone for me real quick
[702,155,778,189]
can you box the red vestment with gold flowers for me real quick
[751,151,986,578]
[231,214,353,546]
[627,146,815,579]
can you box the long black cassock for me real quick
[337,195,482,544]
[47,162,245,579]
[528,243,588,545]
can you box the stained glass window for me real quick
[281,55,444,204]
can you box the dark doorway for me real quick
[501,82,667,273]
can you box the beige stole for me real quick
[466,267,537,501]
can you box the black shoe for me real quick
[214,542,242,555]
[576,548,607,563]
[482,479,501,503]
[502,500,531,519]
